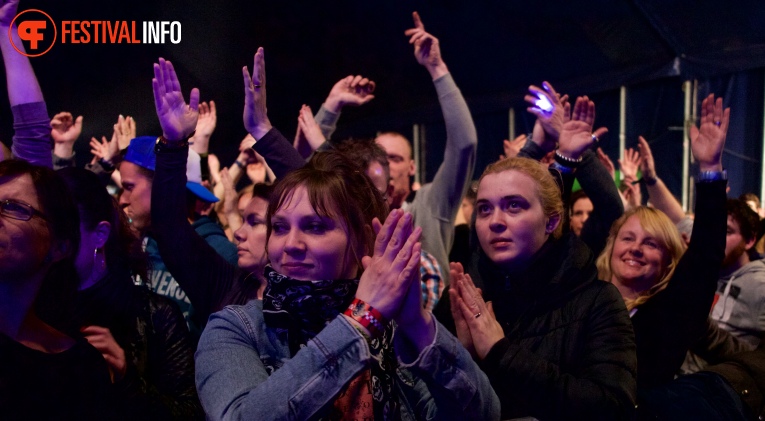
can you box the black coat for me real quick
[435,233,637,420]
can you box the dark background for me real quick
[3,0,765,200]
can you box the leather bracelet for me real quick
[234,160,246,169]
[554,150,583,167]
[344,298,387,339]
[698,169,727,182]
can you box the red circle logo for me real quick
[9,9,56,57]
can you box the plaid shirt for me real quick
[420,250,444,311]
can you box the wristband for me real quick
[234,160,246,169]
[344,298,387,339]
[554,151,583,167]
[549,161,574,175]
[698,169,727,182]
[155,134,193,153]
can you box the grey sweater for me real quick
[316,73,477,285]
[712,259,765,347]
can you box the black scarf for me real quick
[261,266,400,420]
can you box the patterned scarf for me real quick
[261,266,400,420]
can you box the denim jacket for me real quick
[195,300,500,420]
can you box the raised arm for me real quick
[313,75,376,142]
[637,135,687,224]
[149,58,240,324]
[403,12,477,285]
[50,111,83,168]
[0,0,51,167]
[242,47,305,177]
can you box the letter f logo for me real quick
[18,20,45,50]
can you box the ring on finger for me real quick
[474,312,482,318]
[714,121,721,127]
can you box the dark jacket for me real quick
[630,180,727,389]
[74,274,203,420]
[435,233,637,420]
[151,145,265,327]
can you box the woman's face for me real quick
[0,174,52,279]
[235,196,269,273]
[267,185,356,280]
[475,170,555,272]
[610,215,667,290]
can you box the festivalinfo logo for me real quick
[10,9,181,57]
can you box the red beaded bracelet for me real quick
[344,298,387,339]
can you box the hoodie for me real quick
[712,259,765,347]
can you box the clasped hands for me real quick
[448,262,505,360]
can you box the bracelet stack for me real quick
[344,298,387,339]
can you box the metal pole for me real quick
[412,123,421,186]
[682,81,692,212]
[619,86,627,180]
[760,69,765,204]
[509,107,515,141]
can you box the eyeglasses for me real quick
[0,199,47,221]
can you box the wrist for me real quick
[427,63,449,81]
[161,130,195,143]
[344,298,387,339]
[53,143,75,158]
[323,98,342,114]
[399,311,435,352]
[250,122,272,141]
[699,163,723,173]
[556,147,583,162]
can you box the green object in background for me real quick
[571,169,641,192]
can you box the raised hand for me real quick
[81,326,127,383]
[89,134,119,165]
[51,112,83,158]
[452,268,505,359]
[242,47,272,140]
[152,58,199,141]
[356,209,423,321]
[0,0,18,28]
[323,75,376,114]
[690,94,729,172]
[191,100,217,154]
[525,81,569,144]
[293,104,326,158]
[404,11,448,80]
[558,96,608,161]
[113,115,136,150]
[50,112,83,144]
[619,148,640,182]
[596,147,616,180]
[500,134,526,160]
[636,136,657,181]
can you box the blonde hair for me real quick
[478,157,564,238]
[596,207,686,310]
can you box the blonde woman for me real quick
[597,93,729,390]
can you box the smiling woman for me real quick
[195,151,500,420]
[595,94,730,394]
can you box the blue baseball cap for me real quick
[123,136,157,171]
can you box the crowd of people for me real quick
[1,0,764,419]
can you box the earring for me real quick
[93,248,106,272]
